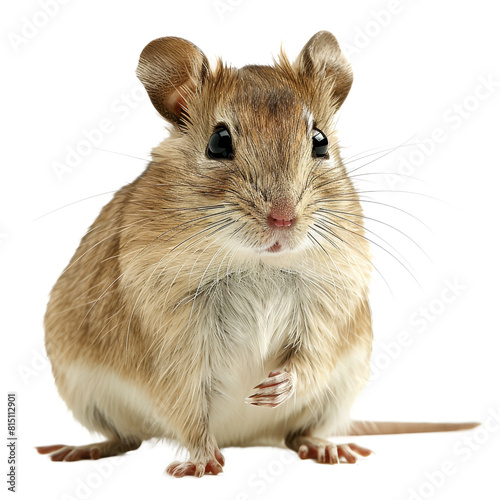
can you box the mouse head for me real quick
[136,32,364,262]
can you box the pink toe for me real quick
[298,445,309,459]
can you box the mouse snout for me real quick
[267,198,296,228]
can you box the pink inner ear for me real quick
[167,90,187,118]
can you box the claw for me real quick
[253,371,290,389]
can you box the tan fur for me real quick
[44,32,373,468]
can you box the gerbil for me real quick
[37,32,477,477]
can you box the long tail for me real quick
[348,420,480,435]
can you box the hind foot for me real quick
[286,435,373,464]
[166,448,225,478]
[36,438,141,461]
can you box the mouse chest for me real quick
[204,269,304,365]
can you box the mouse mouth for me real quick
[266,241,282,253]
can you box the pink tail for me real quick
[348,420,480,435]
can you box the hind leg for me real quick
[286,434,372,464]
[36,437,141,461]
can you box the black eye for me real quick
[312,128,328,158]
[207,126,234,159]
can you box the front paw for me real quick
[245,370,295,408]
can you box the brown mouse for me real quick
[37,31,478,477]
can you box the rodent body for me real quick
[40,31,376,475]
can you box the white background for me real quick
[2,0,500,499]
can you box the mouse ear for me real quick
[136,37,209,124]
[294,31,353,109]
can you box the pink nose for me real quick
[269,216,294,227]
[268,199,296,228]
